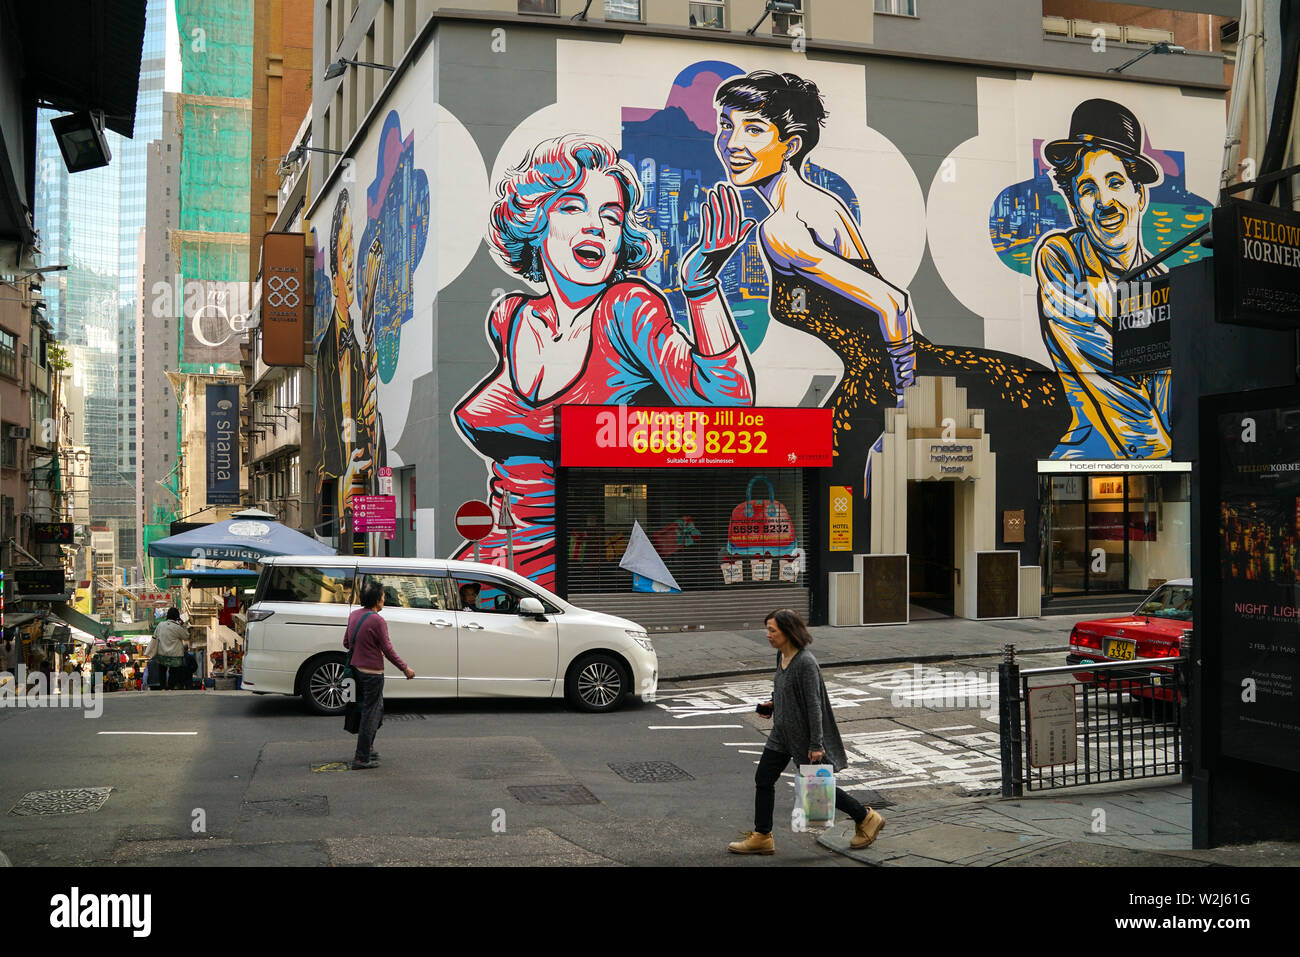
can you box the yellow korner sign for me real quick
[910,438,984,481]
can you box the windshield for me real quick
[1136,584,1193,621]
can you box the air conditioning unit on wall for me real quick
[1072,19,1124,43]
[7,425,30,439]
[1125,25,1176,46]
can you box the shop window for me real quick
[518,0,558,13]
[690,1,725,30]
[604,484,647,526]
[568,469,808,595]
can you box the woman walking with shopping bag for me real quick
[729,608,885,855]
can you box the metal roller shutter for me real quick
[560,467,815,632]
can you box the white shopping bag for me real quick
[794,763,836,831]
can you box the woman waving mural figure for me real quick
[454,134,756,590]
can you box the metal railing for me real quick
[998,644,1187,796]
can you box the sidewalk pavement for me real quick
[654,612,1095,682]
[816,780,1300,866]
[654,618,1300,866]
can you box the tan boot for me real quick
[850,809,886,849]
[728,831,775,855]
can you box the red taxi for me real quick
[1066,579,1191,702]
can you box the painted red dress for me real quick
[454,278,753,591]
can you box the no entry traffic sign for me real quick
[455,501,495,542]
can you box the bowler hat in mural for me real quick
[1044,98,1161,185]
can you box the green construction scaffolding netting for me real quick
[175,0,252,375]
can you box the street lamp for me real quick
[1108,41,1187,74]
[277,144,346,178]
[323,58,395,81]
[49,111,112,172]
[747,1,798,36]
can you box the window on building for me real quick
[290,454,300,496]
[689,1,725,29]
[875,0,917,14]
[518,0,558,12]
[0,328,16,379]
[1,425,17,469]
[772,0,804,36]
[605,0,641,21]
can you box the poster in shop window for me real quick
[1214,401,1300,773]
[723,475,801,585]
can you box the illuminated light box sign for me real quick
[559,406,833,468]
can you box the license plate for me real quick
[1105,638,1137,661]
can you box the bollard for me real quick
[998,643,1022,797]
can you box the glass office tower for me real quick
[32,0,169,577]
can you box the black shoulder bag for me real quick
[342,611,375,735]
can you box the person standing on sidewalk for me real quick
[729,608,885,855]
[344,581,415,770]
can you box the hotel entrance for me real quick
[1041,468,1192,596]
[907,481,956,617]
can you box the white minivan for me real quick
[242,556,657,714]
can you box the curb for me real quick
[661,644,1069,683]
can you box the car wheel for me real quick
[565,654,628,713]
[301,656,350,715]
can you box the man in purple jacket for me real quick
[344,581,415,770]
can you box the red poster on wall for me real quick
[559,406,833,468]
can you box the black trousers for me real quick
[354,672,385,762]
[754,747,867,835]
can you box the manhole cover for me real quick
[507,784,600,806]
[9,787,113,816]
[311,762,350,773]
[382,713,425,722]
[608,761,694,783]
[239,796,329,818]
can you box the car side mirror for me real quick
[518,597,546,620]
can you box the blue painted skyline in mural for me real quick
[990,142,1212,275]
[621,60,860,352]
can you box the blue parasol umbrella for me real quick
[147,513,336,562]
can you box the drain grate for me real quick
[9,787,113,816]
[382,713,425,722]
[507,784,600,806]
[239,796,329,818]
[608,761,694,783]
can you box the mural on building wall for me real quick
[301,34,1221,587]
[1000,99,1211,460]
[614,64,1067,502]
[313,110,429,540]
[453,134,756,590]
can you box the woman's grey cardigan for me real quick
[767,649,848,772]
